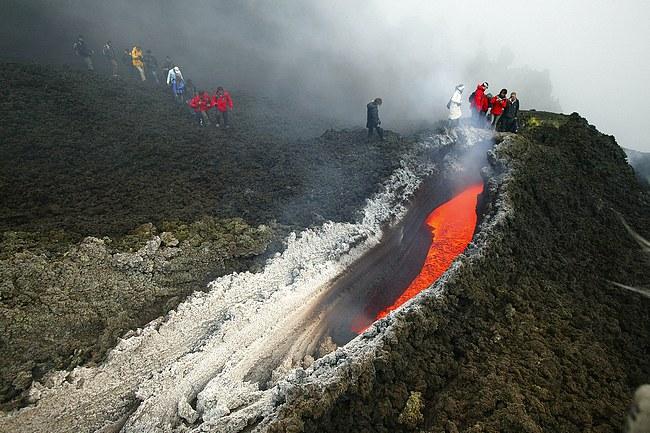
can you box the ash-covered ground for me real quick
[0,63,649,433]
[0,62,417,410]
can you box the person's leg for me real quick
[201,111,210,126]
[137,66,146,81]
[223,110,230,127]
[367,127,373,140]
[151,70,159,84]
[111,59,118,76]
[377,126,384,141]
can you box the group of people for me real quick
[365,81,520,143]
[73,35,234,128]
[448,82,520,132]
[187,87,234,128]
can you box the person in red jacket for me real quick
[469,82,488,126]
[489,88,508,129]
[188,90,212,126]
[212,87,233,128]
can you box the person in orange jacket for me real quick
[188,90,212,126]
[488,88,508,129]
[212,87,233,128]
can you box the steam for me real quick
[0,0,648,147]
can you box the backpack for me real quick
[469,91,476,104]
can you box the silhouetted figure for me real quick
[167,66,185,102]
[102,40,118,76]
[143,50,159,84]
[366,98,384,141]
[488,88,508,129]
[131,46,146,81]
[500,92,520,133]
[73,35,94,71]
[212,87,233,128]
[447,84,464,128]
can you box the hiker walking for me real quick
[488,89,508,129]
[73,35,94,71]
[143,50,160,84]
[500,92,520,133]
[189,90,212,126]
[131,46,146,81]
[447,84,464,128]
[366,98,384,141]
[212,87,233,128]
[102,40,118,76]
[167,66,185,102]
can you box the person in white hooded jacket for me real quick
[166,66,186,102]
[447,84,464,127]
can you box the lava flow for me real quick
[351,182,484,334]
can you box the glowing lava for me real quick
[352,183,484,333]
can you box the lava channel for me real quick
[351,182,484,334]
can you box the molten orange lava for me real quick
[352,183,483,334]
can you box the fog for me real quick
[2,0,648,150]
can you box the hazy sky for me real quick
[2,0,649,150]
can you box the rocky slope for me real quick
[1,62,648,432]
[0,62,415,408]
[262,113,650,433]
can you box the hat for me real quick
[456,84,465,91]
[482,82,489,88]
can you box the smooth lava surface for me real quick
[352,182,484,334]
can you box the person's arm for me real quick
[228,94,233,109]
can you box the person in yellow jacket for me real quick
[131,46,146,81]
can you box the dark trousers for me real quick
[215,110,230,127]
[368,125,383,140]
[500,117,518,133]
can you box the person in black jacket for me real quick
[102,41,118,76]
[499,92,520,133]
[143,50,160,84]
[73,35,94,71]
[366,98,384,141]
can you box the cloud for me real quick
[1,0,648,149]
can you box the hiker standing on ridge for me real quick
[447,84,464,128]
[131,46,146,81]
[167,66,185,102]
[500,92,520,133]
[481,92,491,127]
[73,35,94,71]
[102,40,118,76]
[212,87,233,128]
[469,82,488,127]
[367,98,384,141]
[143,50,160,84]
[488,89,508,129]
